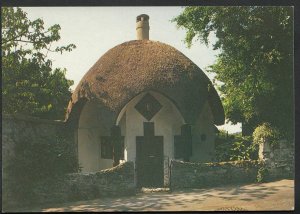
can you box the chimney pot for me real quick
[136,14,150,40]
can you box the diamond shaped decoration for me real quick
[135,93,162,121]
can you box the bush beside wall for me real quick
[170,160,263,190]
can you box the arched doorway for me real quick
[116,90,185,187]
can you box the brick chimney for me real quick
[136,14,149,40]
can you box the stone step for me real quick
[139,187,170,193]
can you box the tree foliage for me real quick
[2,7,76,119]
[173,6,293,138]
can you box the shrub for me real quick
[215,132,258,162]
[253,123,281,147]
[229,140,258,161]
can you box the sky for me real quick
[21,6,242,133]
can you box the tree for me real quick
[2,7,76,120]
[173,6,293,139]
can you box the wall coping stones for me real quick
[3,113,65,125]
[171,159,262,167]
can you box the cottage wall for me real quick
[77,90,217,173]
[190,101,216,162]
[77,101,114,172]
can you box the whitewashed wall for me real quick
[190,101,216,162]
[77,91,216,173]
[78,101,113,172]
[116,91,185,162]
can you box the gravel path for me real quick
[22,179,294,212]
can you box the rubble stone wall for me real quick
[2,114,73,209]
[34,162,135,205]
[170,139,294,190]
[170,160,262,190]
[2,114,135,211]
[258,140,294,180]
[2,114,68,171]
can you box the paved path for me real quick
[25,179,294,212]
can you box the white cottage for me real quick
[65,14,225,187]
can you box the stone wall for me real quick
[170,160,262,190]
[169,138,294,190]
[258,140,294,180]
[2,114,72,171]
[2,114,135,211]
[33,162,135,205]
[2,114,75,210]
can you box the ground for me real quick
[23,179,294,212]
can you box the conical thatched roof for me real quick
[65,40,224,125]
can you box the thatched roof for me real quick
[65,40,224,125]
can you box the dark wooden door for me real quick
[136,136,164,188]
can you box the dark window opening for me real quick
[100,136,125,160]
[101,137,113,159]
[174,136,184,159]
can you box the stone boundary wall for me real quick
[34,162,135,205]
[170,160,262,190]
[2,114,74,210]
[2,114,135,211]
[258,140,294,180]
[2,114,69,170]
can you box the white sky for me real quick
[21,6,242,133]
